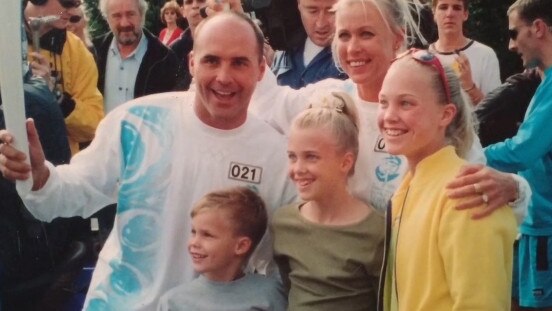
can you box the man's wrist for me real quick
[507,173,523,208]
[32,164,50,191]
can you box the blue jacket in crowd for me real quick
[485,66,552,236]
[271,41,347,89]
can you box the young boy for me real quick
[157,187,287,311]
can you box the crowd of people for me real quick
[0,0,550,310]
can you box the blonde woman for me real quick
[246,0,529,219]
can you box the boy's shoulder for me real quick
[242,273,282,290]
[158,276,231,310]
[239,274,287,311]
[159,274,286,311]
[163,274,281,296]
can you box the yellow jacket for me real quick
[30,30,104,154]
[383,146,516,311]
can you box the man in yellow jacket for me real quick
[25,0,104,155]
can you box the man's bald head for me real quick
[194,12,265,63]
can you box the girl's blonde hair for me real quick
[394,55,476,158]
[292,92,360,176]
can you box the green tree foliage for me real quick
[465,0,523,80]
[83,0,107,38]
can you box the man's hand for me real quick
[263,40,275,67]
[455,51,483,104]
[455,52,473,89]
[29,52,54,91]
[0,119,50,191]
[446,164,518,219]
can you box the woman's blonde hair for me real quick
[331,0,427,70]
[292,92,360,176]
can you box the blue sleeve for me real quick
[484,74,552,172]
[269,276,289,311]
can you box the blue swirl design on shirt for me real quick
[86,106,172,310]
[375,155,401,182]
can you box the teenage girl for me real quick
[272,91,385,311]
[378,49,517,310]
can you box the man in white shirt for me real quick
[429,0,501,105]
[0,12,295,310]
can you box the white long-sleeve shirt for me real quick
[22,91,296,310]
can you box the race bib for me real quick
[228,162,263,184]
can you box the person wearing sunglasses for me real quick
[377,49,516,310]
[67,6,94,56]
[243,0,530,220]
[428,0,501,106]
[0,12,296,311]
[458,1,552,310]
[24,0,104,156]
[0,3,91,310]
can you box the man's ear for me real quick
[257,59,266,82]
[188,51,195,77]
[462,6,469,23]
[235,237,252,256]
[534,18,550,39]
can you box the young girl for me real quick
[378,49,517,310]
[272,92,385,310]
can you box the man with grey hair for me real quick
[0,11,294,310]
[94,0,190,113]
